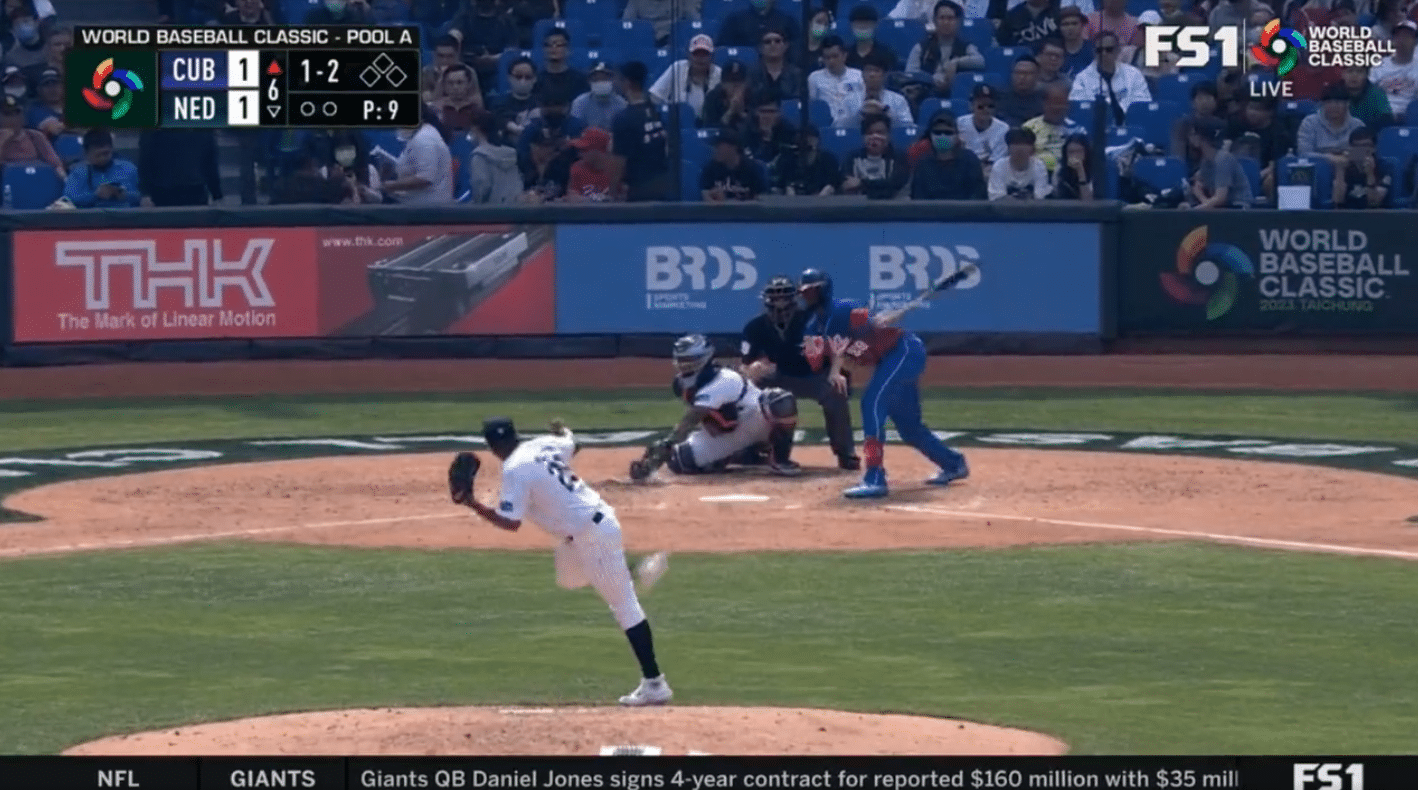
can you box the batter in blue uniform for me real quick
[799,269,969,499]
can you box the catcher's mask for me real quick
[672,333,714,378]
[799,268,833,309]
[761,275,798,327]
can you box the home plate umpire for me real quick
[740,275,860,469]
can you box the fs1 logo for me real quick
[869,245,981,294]
[645,246,758,291]
[1293,763,1364,790]
[1142,26,1243,69]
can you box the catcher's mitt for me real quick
[629,439,674,482]
[449,451,481,505]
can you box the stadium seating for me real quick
[1279,99,1317,123]
[1236,156,1264,206]
[1125,102,1180,148]
[1382,156,1406,207]
[820,127,863,159]
[892,124,920,150]
[53,133,82,165]
[715,47,758,68]
[1378,126,1418,169]
[4,163,62,209]
[282,0,318,25]
[876,20,927,57]
[449,132,473,200]
[959,19,993,50]
[670,20,712,53]
[681,128,716,167]
[1107,125,1144,147]
[1068,100,1101,130]
[532,19,587,48]
[579,0,620,23]
[1129,156,1186,194]
[571,48,621,71]
[681,158,702,201]
[662,102,698,130]
[781,99,833,128]
[609,20,658,54]
[951,72,991,99]
[1153,73,1206,107]
[1277,154,1335,208]
[984,46,1028,76]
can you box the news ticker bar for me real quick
[0,757,1408,790]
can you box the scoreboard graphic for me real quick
[65,25,422,129]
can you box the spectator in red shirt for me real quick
[565,126,622,202]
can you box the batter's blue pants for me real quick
[859,334,965,486]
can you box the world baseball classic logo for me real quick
[1160,227,1255,321]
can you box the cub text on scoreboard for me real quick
[65,25,422,129]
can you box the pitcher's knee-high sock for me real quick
[624,619,661,679]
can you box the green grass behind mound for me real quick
[2,543,1415,755]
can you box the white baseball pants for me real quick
[684,399,771,468]
[553,512,646,630]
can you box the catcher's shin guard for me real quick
[664,441,701,474]
[769,426,795,464]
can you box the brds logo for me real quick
[82,58,145,120]
[1252,20,1308,77]
[1161,226,1254,320]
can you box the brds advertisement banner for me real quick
[553,223,1103,334]
[1119,213,1416,333]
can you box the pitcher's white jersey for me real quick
[496,433,607,539]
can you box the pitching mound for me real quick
[63,706,1068,756]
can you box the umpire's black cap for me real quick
[483,417,519,446]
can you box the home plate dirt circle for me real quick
[62,707,1068,755]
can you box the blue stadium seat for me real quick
[1382,156,1405,207]
[682,158,703,201]
[53,133,82,165]
[916,97,946,125]
[781,99,833,128]
[701,0,740,24]
[1125,101,1179,146]
[1068,100,1100,129]
[892,124,919,150]
[1106,125,1144,147]
[1236,156,1265,206]
[682,127,716,167]
[578,0,621,23]
[671,20,712,52]
[533,19,587,48]
[4,163,62,209]
[497,49,534,94]
[1279,99,1317,122]
[820,127,863,159]
[607,20,658,53]
[1277,154,1335,208]
[959,18,993,50]
[1130,156,1186,194]
[571,48,621,71]
[282,0,318,25]
[646,47,675,81]
[1377,125,1418,166]
[950,71,991,99]
[876,20,927,58]
[715,46,758,68]
[1153,73,1206,107]
[985,46,1028,76]
[1126,0,1153,16]
[662,102,699,130]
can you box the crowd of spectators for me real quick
[5,0,1418,208]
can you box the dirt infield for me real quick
[3,354,1418,399]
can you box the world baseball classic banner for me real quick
[1118,212,1417,333]
[553,223,1102,334]
[11,225,556,342]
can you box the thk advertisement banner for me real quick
[11,225,556,342]
[12,229,318,342]
[554,223,1102,334]
[1119,213,1416,333]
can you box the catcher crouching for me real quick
[629,333,800,481]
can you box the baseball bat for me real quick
[885,263,980,320]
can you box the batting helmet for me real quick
[799,268,833,306]
[761,275,798,325]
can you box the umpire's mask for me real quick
[762,276,798,329]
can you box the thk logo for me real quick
[55,239,275,310]
[1293,763,1364,790]
[645,246,758,291]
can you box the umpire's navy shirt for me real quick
[742,311,815,377]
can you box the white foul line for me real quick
[0,512,464,559]
[884,505,1418,561]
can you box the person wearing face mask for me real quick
[805,9,834,67]
[381,104,455,203]
[439,64,485,133]
[449,0,519,94]
[718,0,802,48]
[18,24,66,89]
[840,114,909,198]
[571,62,629,132]
[326,131,382,203]
[910,112,987,199]
[468,109,524,204]
[775,123,843,195]
[622,0,701,48]
[303,0,369,24]
[3,8,47,70]
[845,5,900,72]
[137,128,222,206]
[1,66,28,102]
[492,57,540,141]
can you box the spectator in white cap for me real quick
[572,62,628,131]
[2,66,28,101]
[1371,19,1418,122]
[650,33,723,123]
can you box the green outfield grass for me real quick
[1,388,1416,755]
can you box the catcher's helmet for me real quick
[799,268,833,306]
[761,275,798,325]
[672,333,715,378]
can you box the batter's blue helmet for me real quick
[799,268,833,305]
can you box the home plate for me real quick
[699,494,771,502]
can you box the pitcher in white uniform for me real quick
[458,417,673,706]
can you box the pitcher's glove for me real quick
[449,451,481,505]
[629,438,674,482]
